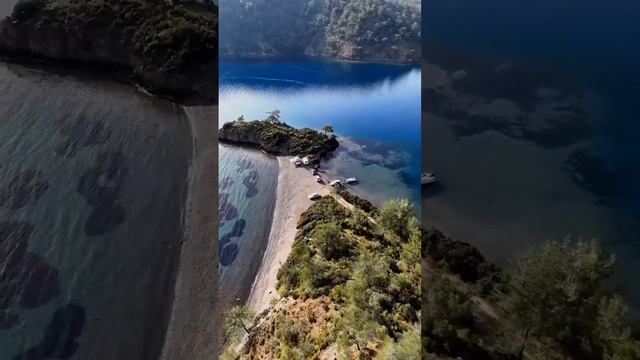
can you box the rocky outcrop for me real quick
[219,120,339,159]
[0,0,217,104]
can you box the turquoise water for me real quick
[220,58,422,206]
[217,144,277,307]
[218,58,422,309]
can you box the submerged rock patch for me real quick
[12,303,86,360]
[220,176,234,190]
[56,117,112,159]
[0,170,49,210]
[236,159,254,173]
[77,152,128,235]
[218,193,239,228]
[0,222,61,329]
[242,170,259,198]
[19,253,61,309]
[219,242,239,267]
[218,219,246,267]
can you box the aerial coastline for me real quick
[218,117,341,314]
[218,117,422,358]
[0,0,218,104]
[246,156,329,313]
[161,105,219,360]
[0,0,219,359]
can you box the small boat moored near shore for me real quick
[308,193,322,200]
[421,172,436,185]
[345,177,358,184]
[330,180,341,187]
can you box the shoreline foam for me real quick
[161,105,219,360]
[246,157,330,314]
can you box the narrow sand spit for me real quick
[161,105,218,360]
[246,157,330,314]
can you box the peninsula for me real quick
[218,116,421,358]
[219,116,339,160]
[0,0,218,103]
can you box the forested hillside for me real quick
[222,196,421,359]
[219,0,420,62]
[422,230,640,359]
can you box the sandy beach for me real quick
[161,105,219,360]
[246,157,330,313]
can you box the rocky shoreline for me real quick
[219,119,340,160]
[0,0,218,104]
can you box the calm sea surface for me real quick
[0,61,190,359]
[218,58,422,306]
[423,0,640,318]
[218,144,277,307]
[220,59,422,204]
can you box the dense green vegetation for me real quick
[9,0,217,72]
[219,0,420,61]
[219,111,340,158]
[335,188,377,213]
[224,197,421,359]
[422,229,640,359]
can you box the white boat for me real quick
[302,156,311,165]
[315,175,323,183]
[329,180,341,187]
[345,177,358,184]
[308,193,322,200]
[421,172,436,185]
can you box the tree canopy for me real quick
[219,0,420,61]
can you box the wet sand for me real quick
[161,105,219,360]
[246,157,329,314]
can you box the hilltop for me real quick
[219,0,420,63]
[0,0,218,103]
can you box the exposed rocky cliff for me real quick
[0,0,218,104]
[219,120,339,159]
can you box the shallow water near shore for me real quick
[218,144,277,307]
[220,58,422,207]
[218,58,422,313]
[423,0,640,319]
[0,62,190,359]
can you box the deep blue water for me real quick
[220,58,422,206]
[423,0,640,317]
